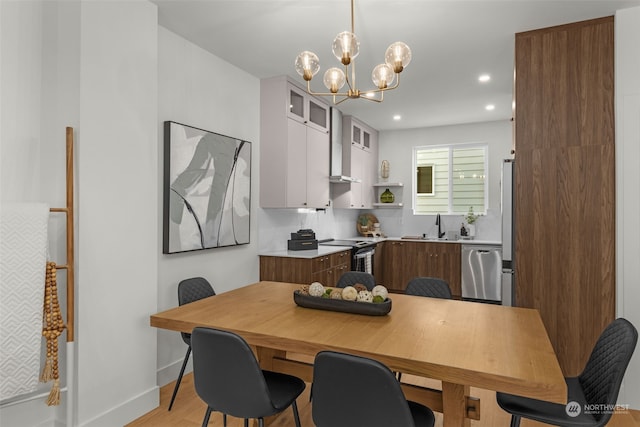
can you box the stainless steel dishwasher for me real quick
[461,245,502,303]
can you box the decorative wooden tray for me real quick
[356,213,379,236]
[293,291,392,316]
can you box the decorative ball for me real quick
[341,286,358,301]
[309,282,325,297]
[329,288,343,299]
[357,290,374,303]
[354,283,368,292]
[299,284,310,296]
[372,285,389,300]
[372,295,385,303]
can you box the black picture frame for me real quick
[163,121,251,254]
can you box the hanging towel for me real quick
[0,203,49,401]
[354,249,375,274]
[364,251,373,274]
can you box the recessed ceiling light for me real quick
[478,74,491,83]
[485,104,495,111]
[393,115,402,121]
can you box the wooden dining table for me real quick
[150,281,566,427]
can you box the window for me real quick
[413,144,487,215]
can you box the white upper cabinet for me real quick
[287,83,330,133]
[260,76,331,209]
[350,120,372,152]
[332,116,378,209]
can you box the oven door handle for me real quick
[353,247,375,258]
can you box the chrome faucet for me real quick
[435,214,446,238]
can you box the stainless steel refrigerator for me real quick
[501,159,515,306]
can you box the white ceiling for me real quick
[151,0,640,130]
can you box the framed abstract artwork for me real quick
[163,121,251,254]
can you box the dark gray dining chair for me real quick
[168,277,216,411]
[191,327,305,427]
[405,277,452,299]
[336,271,376,290]
[497,318,637,427]
[312,350,435,427]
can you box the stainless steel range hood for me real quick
[329,107,361,183]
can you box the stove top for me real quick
[318,239,376,248]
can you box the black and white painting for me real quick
[163,121,251,254]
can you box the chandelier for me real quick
[294,0,412,105]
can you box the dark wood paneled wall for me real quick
[514,16,615,376]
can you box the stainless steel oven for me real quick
[318,239,377,274]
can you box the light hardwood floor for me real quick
[127,372,640,427]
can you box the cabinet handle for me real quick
[303,202,307,206]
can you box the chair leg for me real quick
[168,346,191,411]
[258,418,264,427]
[510,415,521,427]
[201,407,212,427]
[243,419,248,427]
[222,414,227,427]
[291,400,302,427]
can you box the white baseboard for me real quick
[0,390,65,427]
[156,355,192,388]
[79,386,159,427]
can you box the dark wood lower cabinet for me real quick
[261,242,462,296]
[259,250,350,288]
[382,241,461,297]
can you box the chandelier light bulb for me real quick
[323,68,346,93]
[332,31,360,65]
[295,51,320,81]
[372,64,395,89]
[385,42,412,73]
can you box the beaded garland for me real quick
[41,261,65,406]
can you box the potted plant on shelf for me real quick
[465,207,480,238]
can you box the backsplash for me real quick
[373,207,502,241]
[258,206,501,253]
[258,208,360,252]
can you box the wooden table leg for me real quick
[442,382,471,427]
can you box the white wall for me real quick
[615,5,640,409]
[75,2,159,425]
[155,27,261,386]
[1,1,159,426]
[375,120,512,240]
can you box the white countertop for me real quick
[259,245,352,258]
[385,236,502,246]
[258,237,501,258]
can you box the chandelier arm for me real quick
[367,73,402,95]
[334,96,352,106]
[304,80,348,98]
[361,95,383,103]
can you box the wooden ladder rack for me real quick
[49,127,75,342]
